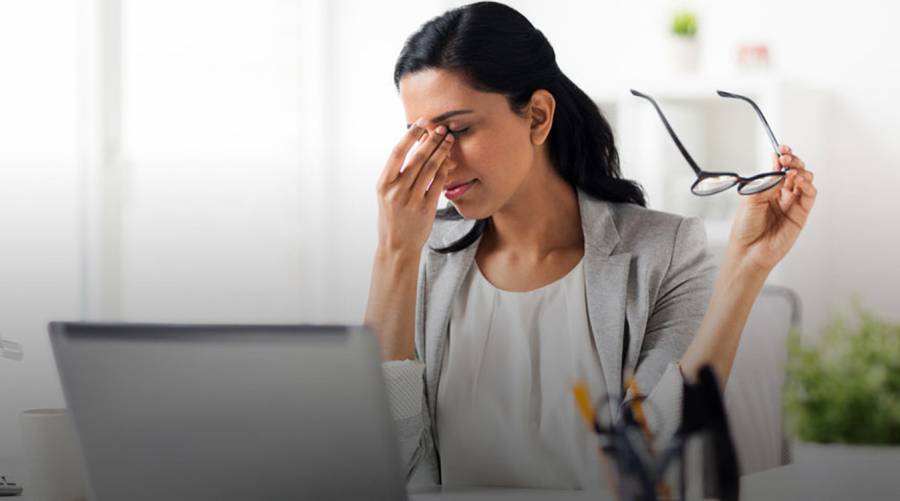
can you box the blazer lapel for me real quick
[421,221,482,420]
[577,188,632,405]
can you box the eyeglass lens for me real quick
[692,175,739,196]
[737,174,784,195]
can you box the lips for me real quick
[443,179,477,201]
[444,179,477,191]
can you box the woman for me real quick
[365,1,817,490]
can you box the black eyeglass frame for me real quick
[631,88,790,196]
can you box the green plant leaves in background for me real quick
[671,10,698,37]
[784,303,900,444]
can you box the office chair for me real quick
[723,285,800,475]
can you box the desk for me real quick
[10,452,899,500]
[409,452,900,500]
[409,486,608,500]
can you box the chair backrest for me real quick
[723,285,800,475]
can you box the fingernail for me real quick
[445,133,455,142]
[435,125,447,135]
[415,117,427,128]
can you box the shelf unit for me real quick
[590,75,824,280]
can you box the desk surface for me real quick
[409,486,606,500]
[409,455,900,501]
[9,449,899,500]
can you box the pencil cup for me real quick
[19,408,89,501]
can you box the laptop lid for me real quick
[49,322,407,501]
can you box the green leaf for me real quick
[783,304,900,444]
[671,11,698,37]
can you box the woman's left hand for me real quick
[728,144,818,272]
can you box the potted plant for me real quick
[784,303,900,465]
[668,9,700,74]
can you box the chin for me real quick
[448,200,494,221]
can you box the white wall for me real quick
[0,0,81,471]
[1,0,898,468]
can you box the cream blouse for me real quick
[435,257,609,490]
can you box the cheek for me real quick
[454,138,491,175]
[458,132,530,183]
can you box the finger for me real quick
[779,179,798,212]
[400,124,450,190]
[782,197,809,230]
[784,181,815,228]
[413,132,455,197]
[786,164,813,183]
[772,152,783,172]
[425,157,455,207]
[778,153,808,172]
[380,117,428,186]
[400,128,431,174]
[782,176,817,214]
[795,177,818,211]
[785,168,798,191]
[778,169,803,207]
[780,185,812,227]
[778,153,791,168]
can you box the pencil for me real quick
[572,379,595,430]
[572,379,619,495]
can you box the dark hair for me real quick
[393,1,646,253]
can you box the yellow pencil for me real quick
[572,379,595,430]
[572,379,619,495]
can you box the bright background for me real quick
[1,0,896,466]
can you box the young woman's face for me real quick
[398,69,538,220]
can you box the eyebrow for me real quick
[406,109,475,129]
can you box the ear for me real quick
[528,89,556,146]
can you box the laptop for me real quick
[48,322,408,501]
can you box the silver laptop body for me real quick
[49,322,408,501]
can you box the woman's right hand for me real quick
[375,117,456,255]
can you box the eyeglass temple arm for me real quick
[716,90,781,155]
[630,89,702,175]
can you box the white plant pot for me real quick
[792,440,900,464]
[788,441,900,497]
[668,36,700,74]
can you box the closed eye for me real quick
[448,127,470,136]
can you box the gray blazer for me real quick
[383,186,717,486]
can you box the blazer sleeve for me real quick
[381,359,434,484]
[630,216,717,447]
[379,251,440,487]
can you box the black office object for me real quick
[591,364,740,501]
[680,366,741,501]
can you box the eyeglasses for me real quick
[631,89,788,196]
